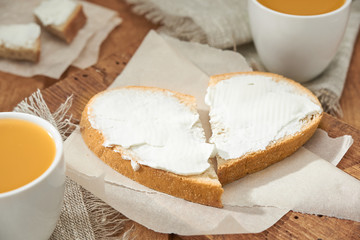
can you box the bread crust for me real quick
[0,37,40,62]
[209,72,323,185]
[35,4,87,43]
[80,86,223,208]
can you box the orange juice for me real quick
[257,0,345,16]
[0,118,56,193]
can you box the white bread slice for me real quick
[0,23,41,62]
[206,72,323,185]
[34,0,87,44]
[80,86,223,207]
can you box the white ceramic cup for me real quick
[0,112,65,240]
[248,0,351,83]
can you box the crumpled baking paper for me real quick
[64,31,359,235]
[0,0,121,78]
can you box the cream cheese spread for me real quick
[130,160,140,171]
[116,149,140,171]
[34,0,77,26]
[88,88,214,175]
[205,74,322,160]
[0,23,40,49]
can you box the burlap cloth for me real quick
[126,0,360,116]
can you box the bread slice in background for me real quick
[205,72,323,185]
[34,0,87,44]
[0,23,41,62]
[80,86,223,208]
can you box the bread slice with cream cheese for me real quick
[80,86,223,207]
[205,72,323,185]
[0,23,41,62]
[34,0,87,44]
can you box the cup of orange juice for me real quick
[248,0,351,82]
[0,112,65,240]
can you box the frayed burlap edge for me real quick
[81,188,132,239]
[126,0,207,44]
[313,88,343,117]
[13,89,76,141]
[14,89,132,240]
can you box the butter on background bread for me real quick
[34,0,87,44]
[80,86,223,208]
[205,72,323,185]
[0,23,41,62]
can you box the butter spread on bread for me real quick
[34,0,87,43]
[205,72,323,184]
[0,23,41,62]
[34,0,77,26]
[87,86,214,175]
[80,86,223,207]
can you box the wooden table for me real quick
[0,0,359,239]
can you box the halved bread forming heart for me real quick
[80,72,323,207]
[80,86,224,207]
[205,72,323,185]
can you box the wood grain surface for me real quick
[0,0,359,239]
[340,30,360,129]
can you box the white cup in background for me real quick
[248,0,351,83]
[0,112,65,240]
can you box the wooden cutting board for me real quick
[3,0,360,239]
[38,56,360,240]
[39,61,360,240]
[37,21,360,240]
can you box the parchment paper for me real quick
[0,0,121,78]
[71,15,122,69]
[64,31,359,235]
